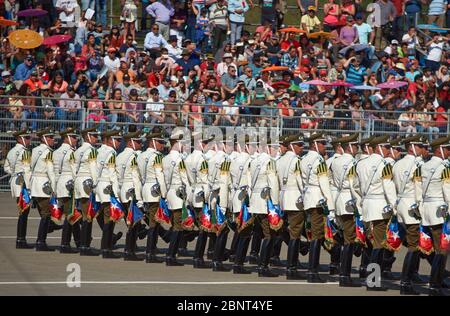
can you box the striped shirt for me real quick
[209,3,228,27]
[428,0,446,15]
[346,64,367,85]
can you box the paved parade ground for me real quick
[0,192,447,296]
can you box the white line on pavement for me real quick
[0,217,41,220]
[0,281,339,285]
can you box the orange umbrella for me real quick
[8,29,43,49]
[279,27,306,34]
[261,65,289,72]
[0,17,19,27]
[308,31,336,39]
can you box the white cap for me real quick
[1,70,11,77]
[391,39,399,45]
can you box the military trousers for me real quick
[98,202,111,223]
[286,210,306,240]
[255,214,278,239]
[58,197,72,216]
[370,219,389,249]
[428,224,448,255]
[34,197,50,218]
[306,207,325,240]
[145,202,159,228]
[339,214,356,245]
[404,224,420,252]
[78,198,90,222]
[171,209,183,231]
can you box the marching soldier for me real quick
[276,134,306,280]
[96,129,123,259]
[162,129,191,266]
[137,132,168,263]
[420,136,450,296]
[248,134,280,277]
[331,133,361,287]
[31,128,57,251]
[392,135,424,295]
[117,131,144,261]
[301,133,335,283]
[4,129,33,249]
[208,136,232,272]
[326,137,345,277]
[54,128,80,253]
[185,132,213,268]
[74,127,101,256]
[355,135,397,291]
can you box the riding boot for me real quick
[124,226,144,261]
[429,254,448,296]
[228,231,239,263]
[165,231,184,266]
[248,226,262,264]
[158,226,172,243]
[79,220,99,256]
[270,235,284,267]
[72,221,81,248]
[258,238,278,277]
[206,233,216,260]
[146,227,163,263]
[410,251,427,284]
[329,243,341,276]
[101,222,122,259]
[212,231,231,272]
[400,251,420,295]
[381,249,399,280]
[98,216,122,247]
[307,239,326,283]
[136,222,149,240]
[366,248,388,291]
[16,212,34,249]
[359,242,372,279]
[193,230,210,268]
[233,236,252,274]
[47,220,63,233]
[339,244,361,287]
[286,239,306,280]
[36,217,55,251]
[60,219,78,253]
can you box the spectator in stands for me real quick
[57,85,82,129]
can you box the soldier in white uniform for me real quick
[53,128,80,254]
[162,129,191,266]
[275,134,306,280]
[391,135,424,295]
[420,136,450,296]
[30,128,57,251]
[300,133,335,283]
[96,129,123,259]
[74,127,102,256]
[330,134,361,287]
[185,133,213,269]
[326,137,344,277]
[355,135,397,291]
[4,129,33,249]
[137,132,168,263]
[116,131,144,261]
[248,135,280,277]
[208,136,232,272]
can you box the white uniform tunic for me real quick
[74,142,98,199]
[229,151,252,213]
[95,144,119,203]
[163,150,190,210]
[137,148,167,203]
[332,153,358,216]
[276,150,303,211]
[30,144,56,198]
[53,143,76,198]
[4,144,31,198]
[116,147,142,203]
[185,149,210,208]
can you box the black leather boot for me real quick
[270,235,285,267]
[206,233,216,260]
[329,243,341,276]
[98,216,122,247]
[158,226,172,243]
[79,221,99,256]
[193,230,210,268]
[60,220,78,253]
[228,232,239,263]
[136,222,149,240]
[382,249,399,280]
[359,242,372,279]
[124,226,144,261]
[101,222,122,259]
[145,227,163,263]
[47,220,63,233]
[306,239,326,283]
[36,217,55,251]
[16,212,34,249]
[410,251,427,284]
[339,244,361,287]
[429,254,448,296]
[233,236,252,274]
[258,239,278,277]
[248,224,262,263]
[366,249,388,291]
[286,239,306,280]
[165,231,184,266]
[212,231,231,272]
[72,221,81,249]
[400,251,419,295]
[299,240,310,256]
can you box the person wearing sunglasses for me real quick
[355,135,398,291]
[300,133,335,283]
[4,129,33,249]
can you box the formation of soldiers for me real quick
[4,126,450,296]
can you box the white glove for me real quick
[328,210,336,222]
[136,200,144,208]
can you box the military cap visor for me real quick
[13,129,31,137]
[81,127,99,136]
[124,131,142,140]
[283,134,304,145]
[101,130,121,138]
[146,132,165,141]
[335,133,359,145]
[59,128,79,137]
[402,135,423,146]
[36,128,55,137]
[369,135,390,146]
[431,136,450,149]
[308,133,326,143]
[360,135,375,146]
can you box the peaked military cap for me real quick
[101,129,121,138]
[36,127,55,137]
[337,133,359,145]
[283,133,304,145]
[59,127,79,137]
[12,129,31,137]
[123,131,142,140]
[170,128,185,140]
[146,132,164,141]
[80,127,99,136]
[389,137,403,149]
[430,136,450,150]
[369,135,389,146]
[360,135,375,146]
[307,132,326,143]
[402,135,422,147]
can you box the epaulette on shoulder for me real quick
[317,161,327,176]
[382,163,393,179]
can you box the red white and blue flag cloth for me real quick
[109,195,125,223]
[355,213,367,247]
[267,199,283,231]
[50,195,63,224]
[418,225,434,255]
[440,216,450,252]
[200,203,213,232]
[181,203,195,230]
[236,202,253,232]
[17,184,31,213]
[155,198,171,225]
[126,199,144,228]
[86,192,100,221]
[324,216,336,250]
[383,215,402,252]
[213,200,227,234]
